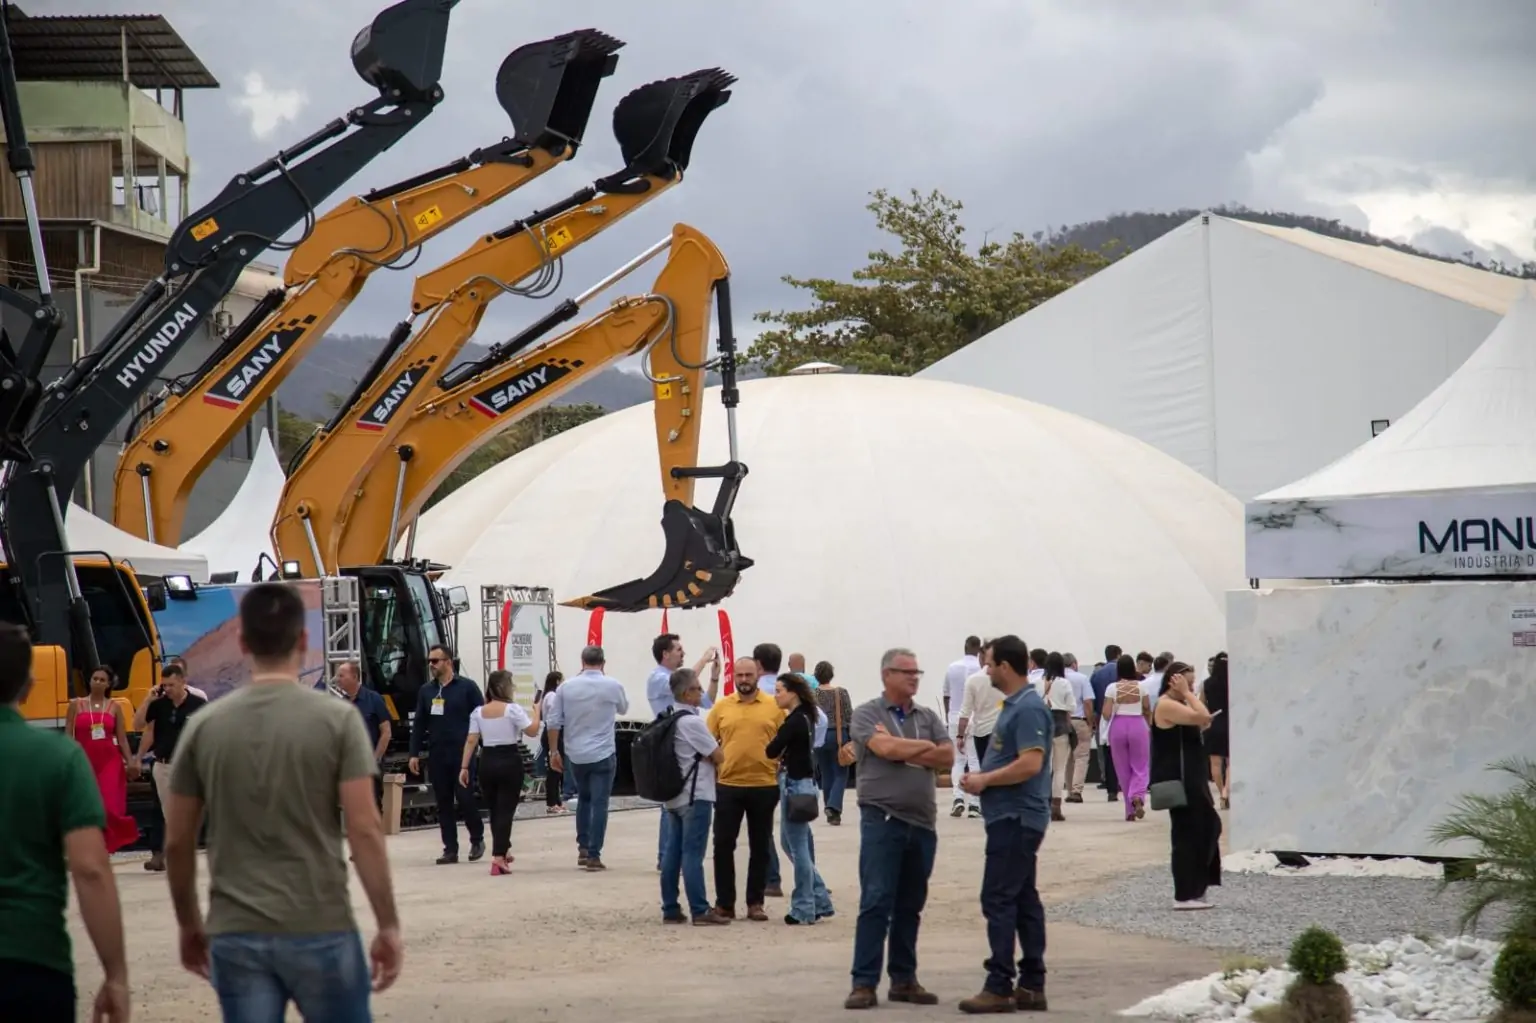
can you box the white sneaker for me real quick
[950,800,965,818]
[1173,900,1213,911]
[966,805,982,820]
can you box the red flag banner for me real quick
[587,607,605,648]
[660,607,670,634]
[718,609,735,696]
[497,601,516,669]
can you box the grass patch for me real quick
[1221,953,1273,978]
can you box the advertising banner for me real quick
[503,600,554,710]
[1246,491,1536,580]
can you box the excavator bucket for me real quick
[562,500,754,613]
[496,29,623,152]
[613,68,735,177]
[351,0,457,98]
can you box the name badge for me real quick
[90,723,106,741]
[431,698,445,717]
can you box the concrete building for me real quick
[0,7,279,540]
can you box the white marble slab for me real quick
[1227,580,1536,858]
[1246,492,1536,579]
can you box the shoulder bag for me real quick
[1147,722,1190,811]
[833,687,857,767]
[785,713,821,823]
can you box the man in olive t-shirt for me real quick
[165,582,402,1021]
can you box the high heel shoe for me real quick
[490,861,508,876]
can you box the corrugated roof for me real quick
[1231,218,1529,316]
[6,6,217,90]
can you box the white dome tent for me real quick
[180,428,286,579]
[413,375,1245,711]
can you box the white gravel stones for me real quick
[1120,934,1500,1022]
[1222,851,1445,880]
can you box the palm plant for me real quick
[1430,757,1536,938]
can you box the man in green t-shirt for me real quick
[0,622,130,1021]
[165,582,402,1020]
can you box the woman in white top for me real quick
[1102,655,1153,822]
[1042,653,1076,821]
[460,670,540,875]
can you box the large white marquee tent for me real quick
[179,428,285,579]
[919,212,1531,501]
[0,505,209,581]
[1246,287,1536,580]
[413,374,1246,711]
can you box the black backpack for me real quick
[631,707,701,803]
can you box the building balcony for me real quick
[11,80,188,174]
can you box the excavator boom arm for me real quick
[109,28,624,545]
[0,0,455,650]
[333,223,729,567]
[271,67,735,577]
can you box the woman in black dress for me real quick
[1151,661,1222,910]
[1202,653,1230,809]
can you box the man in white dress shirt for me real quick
[944,636,983,818]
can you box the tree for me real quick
[275,406,317,467]
[747,189,1115,376]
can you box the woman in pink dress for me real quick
[65,665,140,852]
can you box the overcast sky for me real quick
[51,0,1536,344]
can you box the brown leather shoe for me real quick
[714,904,736,920]
[958,989,1017,1014]
[746,904,769,921]
[1015,988,1048,1011]
[143,852,165,872]
[692,908,732,926]
[1050,798,1065,822]
[764,884,784,898]
[663,913,688,924]
[888,980,939,1005]
[844,987,878,1010]
[584,857,607,872]
[577,849,590,868]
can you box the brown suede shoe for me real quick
[1016,988,1048,1011]
[714,904,736,920]
[584,857,607,872]
[958,989,1017,1014]
[577,850,590,868]
[693,908,732,926]
[746,904,769,921]
[1050,798,1065,822]
[844,987,878,1010]
[888,980,939,1005]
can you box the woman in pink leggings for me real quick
[1103,654,1152,820]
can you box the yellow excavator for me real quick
[332,223,751,610]
[273,67,735,577]
[112,28,624,546]
[3,0,457,722]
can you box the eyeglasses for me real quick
[428,657,447,665]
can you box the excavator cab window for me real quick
[357,571,437,716]
[402,571,447,653]
[0,564,152,697]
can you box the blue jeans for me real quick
[851,806,938,990]
[570,754,616,859]
[779,776,833,923]
[981,817,1047,995]
[209,931,370,1023]
[816,739,849,814]
[660,800,714,918]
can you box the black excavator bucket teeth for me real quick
[351,0,458,99]
[561,501,753,613]
[612,68,735,177]
[497,29,623,152]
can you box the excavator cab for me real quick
[497,29,622,152]
[563,279,751,613]
[351,0,457,98]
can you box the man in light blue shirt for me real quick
[547,646,629,871]
[647,633,719,870]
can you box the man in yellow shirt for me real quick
[706,657,785,921]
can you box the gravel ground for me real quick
[1052,868,1511,960]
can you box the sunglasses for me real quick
[428,657,448,665]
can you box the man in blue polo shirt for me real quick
[958,634,1053,1014]
[336,660,392,803]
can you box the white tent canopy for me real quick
[1246,289,1536,579]
[920,213,1528,501]
[414,375,1246,711]
[180,428,284,579]
[0,504,210,582]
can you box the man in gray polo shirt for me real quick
[843,648,953,1011]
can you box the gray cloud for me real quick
[50,0,1536,342]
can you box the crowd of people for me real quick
[0,592,1232,1020]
